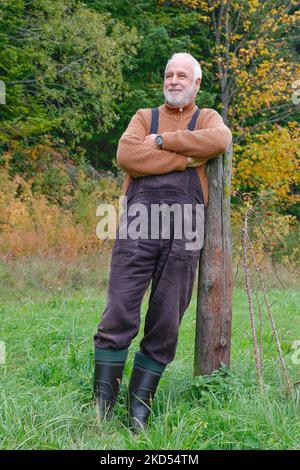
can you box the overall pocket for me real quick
[113,212,140,256]
[169,201,205,266]
[169,238,201,268]
[138,170,188,193]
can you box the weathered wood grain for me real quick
[194,142,233,376]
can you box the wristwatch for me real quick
[155,134,163,149]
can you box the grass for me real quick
[0,256,299,450]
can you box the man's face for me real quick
[163,57,200,107]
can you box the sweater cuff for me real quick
[162,131,177,153]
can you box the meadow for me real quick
[0,255,299,450]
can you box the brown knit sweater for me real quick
[116,100,232,206]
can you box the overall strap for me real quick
[150,108,159,134]
[187,107,201,131]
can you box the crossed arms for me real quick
[116,108,232,178]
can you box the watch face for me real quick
[156,135,163,146]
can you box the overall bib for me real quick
[94,107,205,366]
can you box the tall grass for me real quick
[0,263,299,449]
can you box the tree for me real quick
[0,0,138,159]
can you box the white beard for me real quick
[164,86,196,107]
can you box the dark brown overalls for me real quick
[94,107,204,368]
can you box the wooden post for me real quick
[194,142,233,376]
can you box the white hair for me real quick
[165,52,202,81]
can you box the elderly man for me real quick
[93,52,232,432]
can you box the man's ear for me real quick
[195,78,201,94]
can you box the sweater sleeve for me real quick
[162,108,232,162]
[116,109,187,177]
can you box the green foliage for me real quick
[190,363,255,402]
[0,0,298,231]
[0,0,138,152]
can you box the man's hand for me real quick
[143,134,158,148]
[186,156,202,167]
